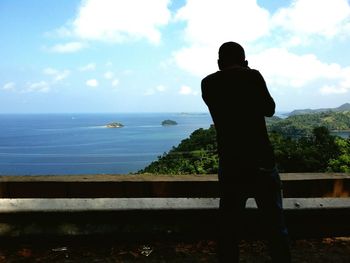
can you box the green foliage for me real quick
[267,111,350,137]
[270,127,341,172]
[138,113,350,174]
[161,119,177,125]
[328,137,350,172]
[138,125,218,174]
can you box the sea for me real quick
[0,113,212,175]
[2,112,347,176]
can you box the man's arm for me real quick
[254,70,275,117]
[201,78,210,107]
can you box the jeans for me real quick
[217,167,291,263]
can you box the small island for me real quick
[161,119,178,126]
[106,122,124,128]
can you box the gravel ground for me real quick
[0,237,349,262]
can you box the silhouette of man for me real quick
[201,42,291,262]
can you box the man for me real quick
[201,42,291,262]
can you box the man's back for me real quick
[201,65,275,173]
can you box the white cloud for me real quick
[43,68,58,75]
[172,0,350,98]
[79,63,96,71]
[43,67,70,82]
[173,0,271,77]
[2,82,16,91]
[175,0,270,46]
[25,81,50,93]
[319,67,350,94]
[272,0,350,39]
[173,45,218,77]
[86,79,99,87]
[172,0,350,82]
[104,71,114,79]
[3,81,51,93]
[144,84,166,95]
[249,48,350,94]
[122,69,133,75]
[111,79,119,87]
[155,85,166,92]
[144,89,155,96]
[340,75,350,88]
[49,42,85,53]
[179,85,198,96]
[48,26,73,38]
[320,85,348,95]
[103,72,119,87]
[71,0,171,44]
[250,48,324,88]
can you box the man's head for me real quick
[218,41,248,70]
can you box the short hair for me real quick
[218,42,245,64]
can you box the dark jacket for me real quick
[201,66,275,179]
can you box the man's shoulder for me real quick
[204,67,260,76]
[236,67,264,80]
[238,67,261,76]
[248,68,262,76]
[202,68,261,82]
[201,71,220,83]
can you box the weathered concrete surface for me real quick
[0,173,349,198]
[0,198,219,213]
[0,174,349,239]
[0,198,349,239]
[0,197,350,213]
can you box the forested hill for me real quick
[267,111,350,137]
[138,125,219,175]
[138,110,350,175]
[288,103,350,116]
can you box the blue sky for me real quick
[1,0,350,113]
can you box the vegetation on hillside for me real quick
[288,102,350,116]
[267,111,350,138]
[161,119,178,126]
[138,111,350,174]
[138,125,218,174]
[270,127,349,172]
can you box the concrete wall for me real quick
[0,173,349,239]
[0,173,349,198]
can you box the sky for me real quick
[1,0,350,113]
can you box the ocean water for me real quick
[0,113,212,175]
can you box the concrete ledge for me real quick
[0,198,349,239]
[0,173,349,239]
[0,173,349,198]
[0,197,350,213]
[0,198,219,213]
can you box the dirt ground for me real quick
[0,237,349,262]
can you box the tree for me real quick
[328,137,350,172]
[138,124,349,174]
[138,125,218,174]
[270,127,341,172]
